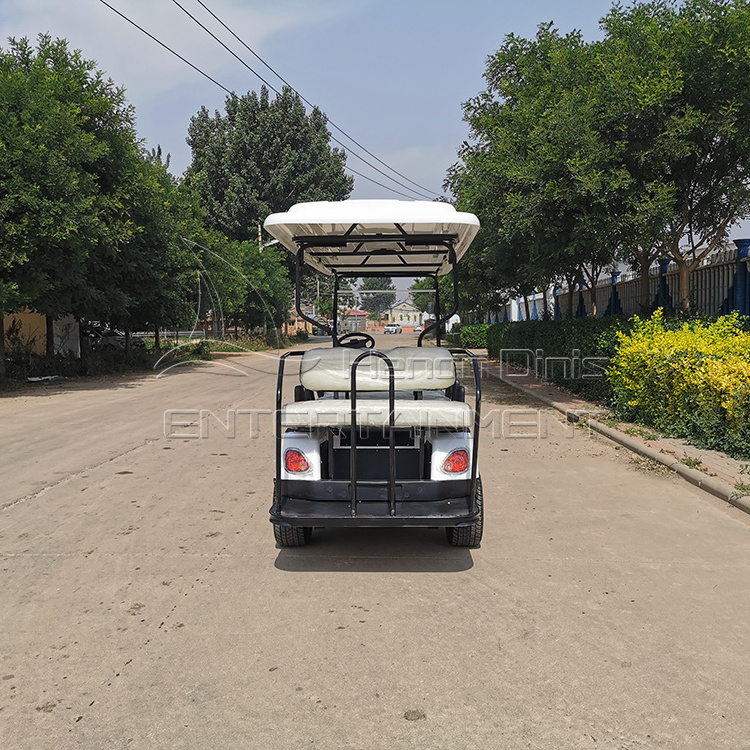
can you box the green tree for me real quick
[446,24,622,316]
[235,241,291,331]
[449,1,750,314]
[358,277,396,313]
[185,86,353,243]
[129,164,204,340]
[600,0,750,310]
[0,34,140,368]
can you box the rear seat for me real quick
[298,346,457,392]
[281,392,472,428]
[282,346,471,429]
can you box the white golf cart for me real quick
[264,200,482,547]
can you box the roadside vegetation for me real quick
[0,36,349,382]
[445,0,750,316]
[4,0,750,470]
[436,0,750,460]
[480,311,750,459]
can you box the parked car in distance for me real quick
[82,324,146,352]
[383,323,402,334]
[413,325,423,333]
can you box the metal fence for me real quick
[482,239,750,322]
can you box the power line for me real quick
[344,166,422,200]
[191,0,444,199]
[168,0,435,200]
[96,5,424,201]
[96,0,432,199]
[97,0,234,96]
[169,0,282,96]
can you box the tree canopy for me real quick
[447,0,750,313]
[0,36,307,377]
[185,85,354,243]
[0,34,138,321]
[358,277,396,313]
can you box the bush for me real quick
[187,340,212,359]
[608,310,750,457]
[484,310,750,457]
[486,316,632,402]
[460,323,492,349]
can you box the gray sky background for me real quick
[1,0,620,198]
[1,0,748,259]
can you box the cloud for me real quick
[0,0,354,96]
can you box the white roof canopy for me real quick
[263,200,480,276]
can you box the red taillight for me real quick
[285,449,310,473]
[442,449,469,473]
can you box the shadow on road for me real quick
[274,527,474,573]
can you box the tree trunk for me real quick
[46,315,55,357]
[588,286,598,318]
[125,328,131,356]
[154,328,161,352]
[78,320,87,375]
[0,313,5,380]
[564,275,576,319]
[542,285,550,319]
[677,260,691,312]
[522,295,531,321]
[638,264,651,313]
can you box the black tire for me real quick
[273,524,312,547]
[446,477,483,548]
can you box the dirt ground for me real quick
[2,332,750,749]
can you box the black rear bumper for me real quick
[270,478,479,528]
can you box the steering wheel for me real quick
[337,332,375,349]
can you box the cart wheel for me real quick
[446,477,483,548]
[274,524,313,547]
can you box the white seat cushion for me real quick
[299,346,456,392]
[281,392,472,429]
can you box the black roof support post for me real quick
[418,245,459,347]
[332,271,339,346]
[295,247,334,338]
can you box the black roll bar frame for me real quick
[349,350,397,517]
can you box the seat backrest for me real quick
[299,346,456,392]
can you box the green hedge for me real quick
[486,316,633,402]
[460,323,492,349]
[608,311,750,457]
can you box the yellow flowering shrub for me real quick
[608,310,750,457]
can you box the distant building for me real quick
[382,299,422,328]
[340,308,369,333]
[288,304,328,333]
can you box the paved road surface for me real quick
[2,333,749,749]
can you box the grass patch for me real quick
[623,425,661,441]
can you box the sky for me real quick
[0,0,622,201]
[2,0,748,258]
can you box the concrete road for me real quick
[2,335,750,749]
